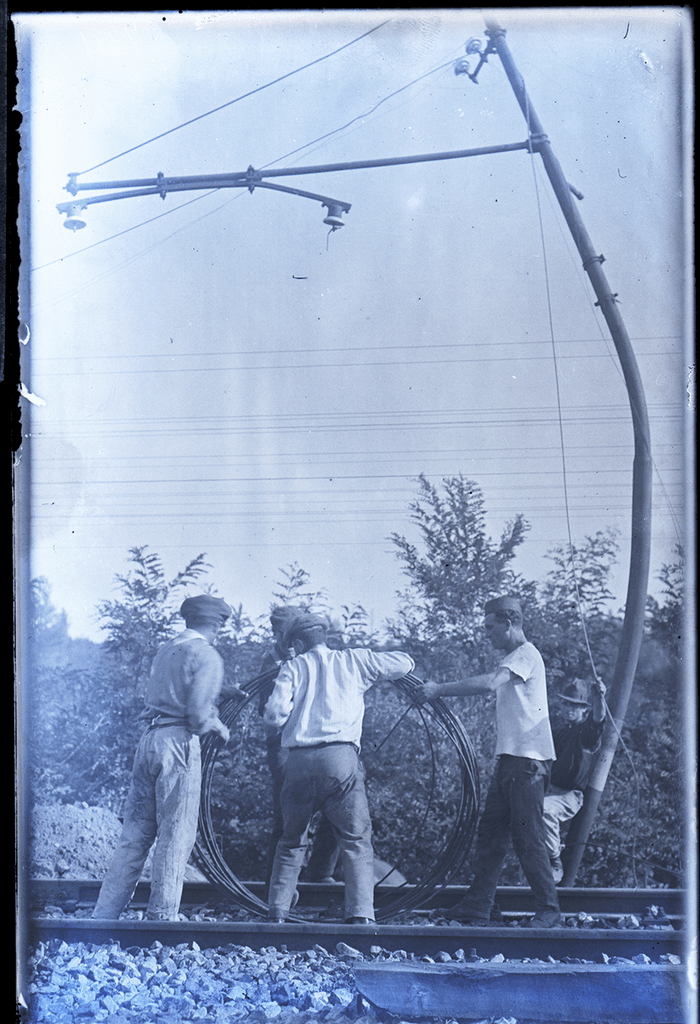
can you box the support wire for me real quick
[524,97,642,886]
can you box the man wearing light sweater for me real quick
[263,612,414,925]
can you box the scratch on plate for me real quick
[20,383,47,407]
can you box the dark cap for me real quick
[284,612,329,646]
[180,595,231,626]
[557,679,592,706]
[270,605,303,632]
[484,596,522,617]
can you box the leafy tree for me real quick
[26,581,134,809]
[29,577,70,649]
[386,474,530,677]
[271,562,328,611]
[526,528,623,688]
[645,544,684,668]
[96,546,213,690]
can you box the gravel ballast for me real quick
[20,936,524,1024]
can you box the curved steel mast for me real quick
[483,19,653,885]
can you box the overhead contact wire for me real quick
[77,21,391,177]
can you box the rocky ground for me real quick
[20,804,680,1024]
[21,937,524,1024]
[28,802,207,881]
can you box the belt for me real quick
[146,717,188,730]
[289,741,359,753]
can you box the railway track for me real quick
[25,881,687,961]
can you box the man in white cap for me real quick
[545,676,607,882]
[92,594,233,921]
[417,595,562,929]
[263,612,414,925]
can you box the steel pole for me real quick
[483,20,653,885]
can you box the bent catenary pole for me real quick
[483,19,653,885]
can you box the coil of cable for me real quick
[193,668,480,921]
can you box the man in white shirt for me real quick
[416,595,562,929]
[263,612,414,924]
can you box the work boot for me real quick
[437,899,490,925]
[520,910,563,929]
[345,917,374,925]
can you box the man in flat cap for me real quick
[257,607,340,894]
[417,595,562,928]
[263,612,415,924]
[545,676,606,882]
[93,594,233,921]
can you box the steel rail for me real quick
[26,914,685,961]
[28,880,686,920]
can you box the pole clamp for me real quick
[156,171,168,200]
[245,165,262,193]
[594,293,620,307]
[528,131,548,151]
[583,253,606,270]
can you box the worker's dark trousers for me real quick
[264,736,339,893]
[268,743,375,921]
[461,754,560,918]
[92,726,201,921]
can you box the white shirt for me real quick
[495,641,556,761]
[263,644,415,749]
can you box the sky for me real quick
[13,7,693,643]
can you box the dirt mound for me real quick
[28,802,205,880]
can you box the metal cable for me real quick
[192,668,480,921]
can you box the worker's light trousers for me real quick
[92,726,201,921]
[542,785,584,859]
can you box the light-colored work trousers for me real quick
[542,785,584,859]
[92,725,201,921]
[268,743,375,921]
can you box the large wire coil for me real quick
[193,669,480,922]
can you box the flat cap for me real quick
[270,605,303,631]
[284,612,329,645]
[180,594,231,626]
[484,595,522,616]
